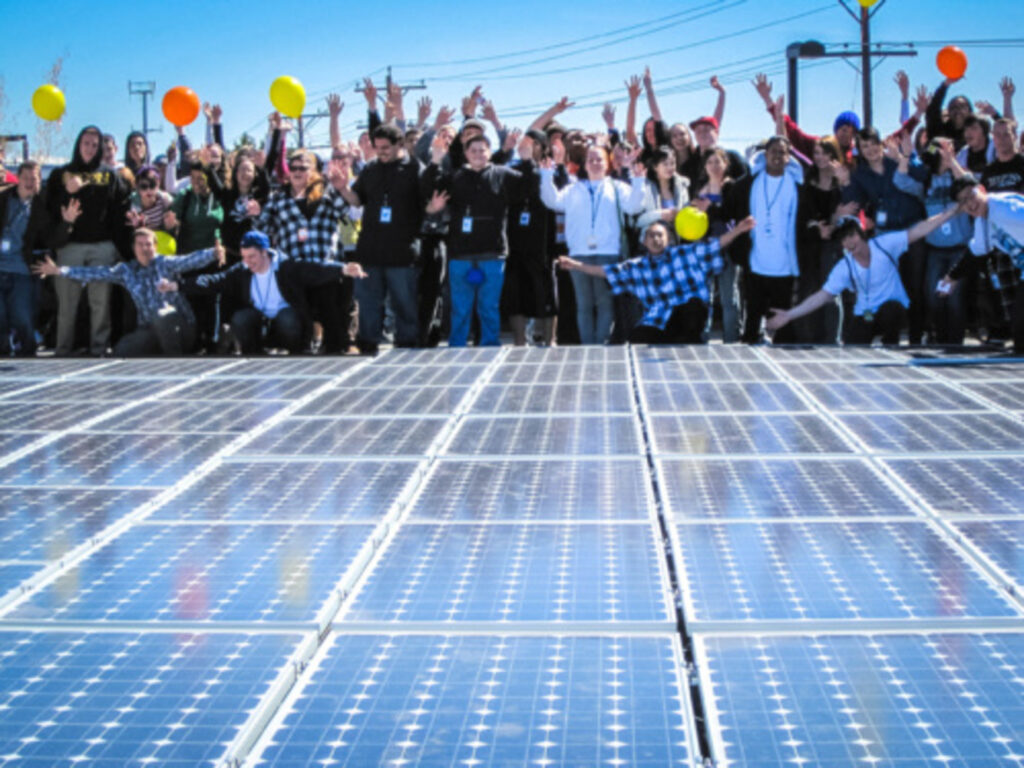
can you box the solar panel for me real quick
[239,417,446,458]
[445,415,642,456]
[777,361,931,382]
[0,564,43,599]
[0,402,118,431]
[147,461,416,522]
[929,364,1024,381]
[504,345,629,363]
[22,379,189,402]
[355,364,488,388]
[883,458,1024,515]
[84,358,242,377]
[252,634,695,767]
[953,520,1024,593]
[342,523,671,624]
[470,382,634,414]
[697,633,1024,768]
[838,412,1024,452]
[84,400,289,434]
[657,458,915,518]
[635,360,780,383]
[634,344,764,362]
[0,379,51,397]
[0,359,108,376]
[488,361,630,384]
[802,381,990,412]
[673,521,1019,624]
[170,376,327,401]
[375,347,502,365]
[407,459,653,521]
[0,433,232,488]
[649,413,854,455]
[296,385,472,416]
[0,630,307,766]
[0,488,155,561]
[6,523,376,624]
[222,358,361,377]
[642,381,808,412]
[959,380,1024,411]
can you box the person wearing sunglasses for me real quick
[126,166,173,233]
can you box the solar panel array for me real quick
[0,345,1021,767]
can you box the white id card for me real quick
[380,206,392,223]
[0,239,9,254]
[462,217,473,234]
[876,210,888,227]
[519,212,530,227]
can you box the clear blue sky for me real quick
[3,0,1023,159]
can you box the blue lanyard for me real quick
[762,174,785,218]
[586,180,605,231]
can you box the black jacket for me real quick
[351,156,427,267]
[0,187,51,265]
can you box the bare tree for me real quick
[34,55,70,161]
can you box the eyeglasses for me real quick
[289,165,310,173]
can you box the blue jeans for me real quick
[0,271,36,356]
[448,259,505,347]
[569,254,618,344]
[354,266,420,351]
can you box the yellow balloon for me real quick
[154,230,177,255]
[857,0,879,6]
[32,84,66,122]
[675,207,709,241]
[269,76,306,119]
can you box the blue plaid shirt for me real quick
[62,249,218,326]
[604,239,723,329]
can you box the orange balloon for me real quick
[162,86,200,127]
[936,46,968,81]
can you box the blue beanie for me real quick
[833,111,861,135]
[240,230,270,251]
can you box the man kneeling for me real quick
[558,217,754,344]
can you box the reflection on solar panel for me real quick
[7,523,375,624]
[698,633,1024,768]
[343,523,670,624]
[0,630,306,767]
[252,635,695,767]
[0,346,1020,767]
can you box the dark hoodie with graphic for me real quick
[46,125,131,249]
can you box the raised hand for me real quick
[461,85,483,118]
[163,210,179,231]
[517,133,534,160]
[894,70,910,100]
[482,99,499,126]
[752,73,773,107]
[883,136,901,161]
[710,75,724,93]
[550,137,566,165]
[913,84,931,115]
[602,103,616,129]
[975,100,998,118]
[156,278,178,294]
[430,133,448,164]
[326,94,344,118]
[426,190,450,214]
[125,209,144,228]
[503,128,522,153]
[417,96,432,126]
[268,111,281,131]
[362,78,378,109]
[210,104,222,124]
[61,198,82,223]
[642,66,653,91]
[433,104,455,130]
[203,102,214,122]
[625,75,642,102]
[1000,76,1016,99]
[551,96,574,115]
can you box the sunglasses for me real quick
[137,181,157,190]
[289,165,310,173]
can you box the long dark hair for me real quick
[806,139,840,186]
[68,125,104,172]
[123,131,150,173]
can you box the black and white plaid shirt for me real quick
[256,187,349,262]
[62,249,218,326]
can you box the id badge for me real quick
[876,210,888,227]
[587,236,597,250]
[863,310,875,323]
[991,272,1002,290]
[519,212,531,227]
[462,217,473,234]
[380,206,392,224]
[940,223,952,236]
[0,239,9,254]
[297,227,309,242]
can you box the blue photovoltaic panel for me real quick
[344,523,670,623]
[674,521,1019,623]
[0,379,47,397]
[219,357,358,377]
[0,359,107,376]
[700,633,1024,768]
[28,379,186,402]
[470,382,634,414]
[0,402,117,431]
[635,360,780,383]
[86,358,237,377]
[377,347,502,365]
[6,523,374,624]
[752,346,896,361]
[254,634,693,767]
[0,488,155,560]
[0,563,42,598]
[929,364,1024,381]
[658,458,915,518]
[488,361,630,384]
[445,415,641,456]
[85,400,288,434]
[407,459,652,521]
[839,412,1024,452]
[649,414,853,455]
[777,361,931,382]
[355,364,487,388]
[0,630,305,767]
[960,381,1024,410]
[0,432,45,456]
[802,381,989,412]
[634,344,763,362]
[505,345,628,363]
[955,520,1024,592]
[883,458,1024,515]
[641,381,808,412]
[296,386,471,416]
[148,460,416,522]
[240,417,445,457]
[0,433,231,488]
[169,376,327,401]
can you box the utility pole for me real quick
[355,65,427,116]
[128,81,160,138]
[786,1,916,126]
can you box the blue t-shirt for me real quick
[822,231,909,316]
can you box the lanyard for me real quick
[762,173,786,219]
[586,180,606,231]
[253,266,275,315]
[845,253,871,307]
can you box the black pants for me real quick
[112,309,196,356]
[231,306,304,354]
[629,299,707,344]
[417,234,446,347]
[1013,282,1024,353]
[899,238,927,344]
[308,280,356,354]
[743,272,795,344]
[845,300,906,345]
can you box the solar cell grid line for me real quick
[774,359,934,383]
[0,628,316,768]
[959,380,1024,412]
[469,380,635,415]
[353,362,490,388]
[647,412,858,456]
[166,375,329,401]
[800,380,994,413]
[0,401,126,431]
[633,344,765,363]
[952,520,1024,597]
[444,414,645,458]
[694,632,1024,768]
[837,412,1024,453]
[241,633,699,768]
[926,362,1024,382]
[0,356,376,617]
[897,357,1024,423]
[502,344,630,364]
[487,359,632,385]
[634,359,782,383]
[641,379,810,413]
[881,457,1024,516]
[295,385,473,417]
[80,399,291,434]
[669,519,1022,629]
[0,358,245,474]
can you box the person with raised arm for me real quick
[765,204,962,345]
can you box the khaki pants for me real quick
[54,241,119,355]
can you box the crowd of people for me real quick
[1,67,1022,358]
